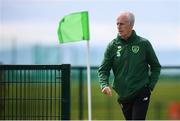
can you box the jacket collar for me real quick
[115,30,137,45]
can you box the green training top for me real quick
[98,30,161,102]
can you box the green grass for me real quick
[71,80,180,120]
[0,84,62,120]
[1,79,180,120]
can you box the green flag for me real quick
[57,11,90,44]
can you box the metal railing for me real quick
[71,66,180,120]
[0,64,70,120]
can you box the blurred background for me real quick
[0,0,180,120]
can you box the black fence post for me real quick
[0,70,4,119]
[79,68,83,120]
[61,64,71,120]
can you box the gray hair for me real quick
[121,11,135,27]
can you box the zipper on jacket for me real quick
[124,44,130,82]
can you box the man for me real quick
[98,11,161,120]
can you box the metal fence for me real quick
[71,66,180,120]
[0,64,70,120]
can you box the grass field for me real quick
[1,77,180,120]
[0,83,62,120]
[71,80,180,120]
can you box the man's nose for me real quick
[117,25,121,29]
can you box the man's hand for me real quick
[102,86,112,96]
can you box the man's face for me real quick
[116,15,133,39]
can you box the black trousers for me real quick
[118,87,151,120]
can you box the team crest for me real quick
[132,46,139,53]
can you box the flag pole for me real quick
[86,40,92,120]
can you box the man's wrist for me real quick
[101,85,109,90]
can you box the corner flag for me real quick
[57,11,92,120]
[57,11,90,43]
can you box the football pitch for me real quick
[1,78,179,120]
[71,80,180,120]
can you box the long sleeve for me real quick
[146,41,161,91]
[98,43,113,89]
